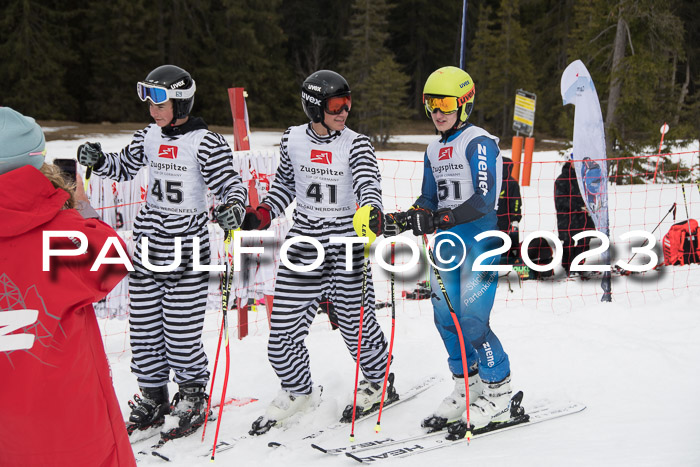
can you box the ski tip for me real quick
[346,451,365,463]
[268,441,282,448]
[310,443,327,453]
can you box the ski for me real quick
[133,396,258,461]
[343,397,585,463]
[292,375,442,446]
[206,375,443,457]
[128,395,257,445]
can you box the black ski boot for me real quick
[126,385,170,436]
[161,384,209,441]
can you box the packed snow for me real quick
[43,129,700,466]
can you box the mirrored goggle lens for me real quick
[137,83,169,104]
[325,95,352,114]
[424,96,458,114]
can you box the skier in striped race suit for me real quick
[76,65,247,440]
[243,70,395,434]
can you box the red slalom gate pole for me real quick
[653,122,669,183]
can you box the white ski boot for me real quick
[422,370,483,431]
[466,374,513,429]
[341,373,397,422]
[249,386,322,435]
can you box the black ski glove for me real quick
[368,206,384,236]
[215,201,245,230]
[434,208,457,230]
[77,142,105,168]
[409,207,436,236]
[384,211,411,237]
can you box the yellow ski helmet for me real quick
[422,66,475,123]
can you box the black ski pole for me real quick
[681,184,698,263]
[626,203,676,265]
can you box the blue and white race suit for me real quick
[415,124,510,383]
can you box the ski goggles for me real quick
[423,95,459,115]
[325,95,352,114]
[424,89,474,114]
[137,81,196,104]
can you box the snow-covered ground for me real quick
[44,129,700,466]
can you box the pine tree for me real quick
[0,0,77,119]
[386,0,463,117]
[340,0,409,145]
[568,0,685,183]
[78,0,159,122]
[470,0,536,138]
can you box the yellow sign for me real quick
[513,89,536,136]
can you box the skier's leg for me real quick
[334,239,389,384]
[267,227,324,396]
[163,230,210,387]
[129,233,169,387]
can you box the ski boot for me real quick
[161,384,209,441]
[447,389,526,440]
[126,385,170,436]
[250,386,323,435]
[422,368,483,432]
[341,373,397,422]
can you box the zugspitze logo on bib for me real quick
[438,147,453,161]
[310,150,332,164]
[158,145,178,159]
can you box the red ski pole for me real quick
[375,242,396,433]
[202,231,232,441]
[210,231,234,460]
[422,233,472,442]
[350,230,370,442]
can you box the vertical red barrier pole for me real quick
[228,87,250,339]
[511,136,523,182]
[228,88,250,151]
[522,137,535,186]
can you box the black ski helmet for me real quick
[301,70,351,123]
[139,65,196,120]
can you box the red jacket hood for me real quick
[0,165,70,237]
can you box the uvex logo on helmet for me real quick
[438,147,453,161]
[307,84,322,92]
[170,80,186,89]
[310,150,332,164]
[302,91,322,105]
[158,145,178,159]
[457,88,475,106]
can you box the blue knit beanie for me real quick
[0,107,46,175]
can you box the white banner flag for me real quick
[561,59,612,301]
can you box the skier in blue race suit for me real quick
[385,66,513,432]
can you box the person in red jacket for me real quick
[0,107,135,467]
